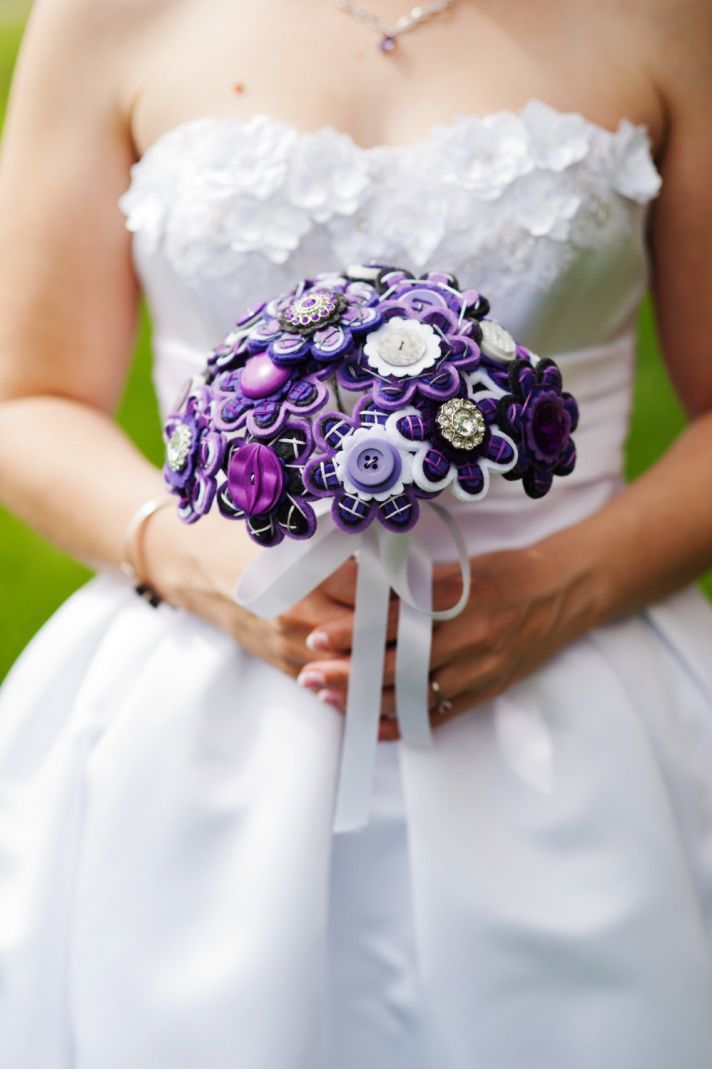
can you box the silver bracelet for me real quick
[119,493,174,607]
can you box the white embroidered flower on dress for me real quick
[287,128,372,223]
[606,119,662,203]
[521,99,592,171]
[117,103,663,292]
[511,170,581,240]
[435,112,534,200]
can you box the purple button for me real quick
[344,437,402,494]
[227,442,284,515]
[240,353,292,399]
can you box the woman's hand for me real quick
[296,530,604,740]
[143,504,361,683]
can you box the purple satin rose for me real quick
[227,442,285,516]
[217,419,318,547]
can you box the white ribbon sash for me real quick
[234,502,471,833]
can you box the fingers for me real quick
[297,677,401,742]
[317,555,359,606]
[305,597,399,654]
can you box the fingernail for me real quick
[317,689,342,709]
[306,631,332,652]
[297,670,326,690]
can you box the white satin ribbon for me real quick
[234,502,471,833]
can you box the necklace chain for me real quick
[332,0,456,47]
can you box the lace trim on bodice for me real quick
[118,98,662,298]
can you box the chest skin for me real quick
[126,0,664,162]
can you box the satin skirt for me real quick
[1,571,712,1068]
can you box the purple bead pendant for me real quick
[379,34,396,53]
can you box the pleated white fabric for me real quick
[2,104,712,1067]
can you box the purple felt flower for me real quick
[336,269,483,411]
[496,357,579,498]
[206,302,268,376]
[244,275,384,368]
[212,358,331,437]
[216,418,317,546]
[389,386,518,502]
[303,395,424,534]
[163,385,225,523]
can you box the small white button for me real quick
[480,320,516,362]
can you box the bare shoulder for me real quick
[638,0,712,122]
[15,0,191,122]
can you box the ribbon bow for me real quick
[234,501,471,832]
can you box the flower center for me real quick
[278,288,346,334]
[532,399,567,456]
[166,423,195,472]
[377,325,427,367]
[436,398,486,451]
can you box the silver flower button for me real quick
[166,423,194,472]
[436,398,486,451]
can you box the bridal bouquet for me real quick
[162,264,579,830]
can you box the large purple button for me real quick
[344,437,401,494]
[240,353,292,399]
[227,442,284,515]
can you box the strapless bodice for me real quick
[118,98,663,554]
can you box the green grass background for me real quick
[0,17,709,681]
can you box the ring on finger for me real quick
[430,677,453,716]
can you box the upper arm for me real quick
[0,0,144,412]
[647,1,712,419]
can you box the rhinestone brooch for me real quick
[436,398,486,451]
[278,289,348,335]
[166,423,195,472]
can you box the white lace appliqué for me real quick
[118,99,662,298]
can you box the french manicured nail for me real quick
[306,631,332,652]
[297,670,326,690]
[317,689,343,709]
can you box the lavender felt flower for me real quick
[216,418,317,546]
[336,268,485,410]
[206,302,268,376]
[213,359,330,436]
[496,357,579,497]
[303,395,425,534]
[245,275,384,367]
[163,384,225,523]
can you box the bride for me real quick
[1,0,711,1065]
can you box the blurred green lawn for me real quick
[0,19,710,681]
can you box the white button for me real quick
[480,320,516,362]
[377,324,427,367]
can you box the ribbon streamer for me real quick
[234,502,471,833]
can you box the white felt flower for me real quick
[362,317,443,379]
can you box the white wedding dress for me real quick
[2,99,712,1069]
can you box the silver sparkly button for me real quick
[436,398,486,451]
[166,423,194,472]
[480,320,517,362]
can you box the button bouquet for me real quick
[162,264,579,831]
